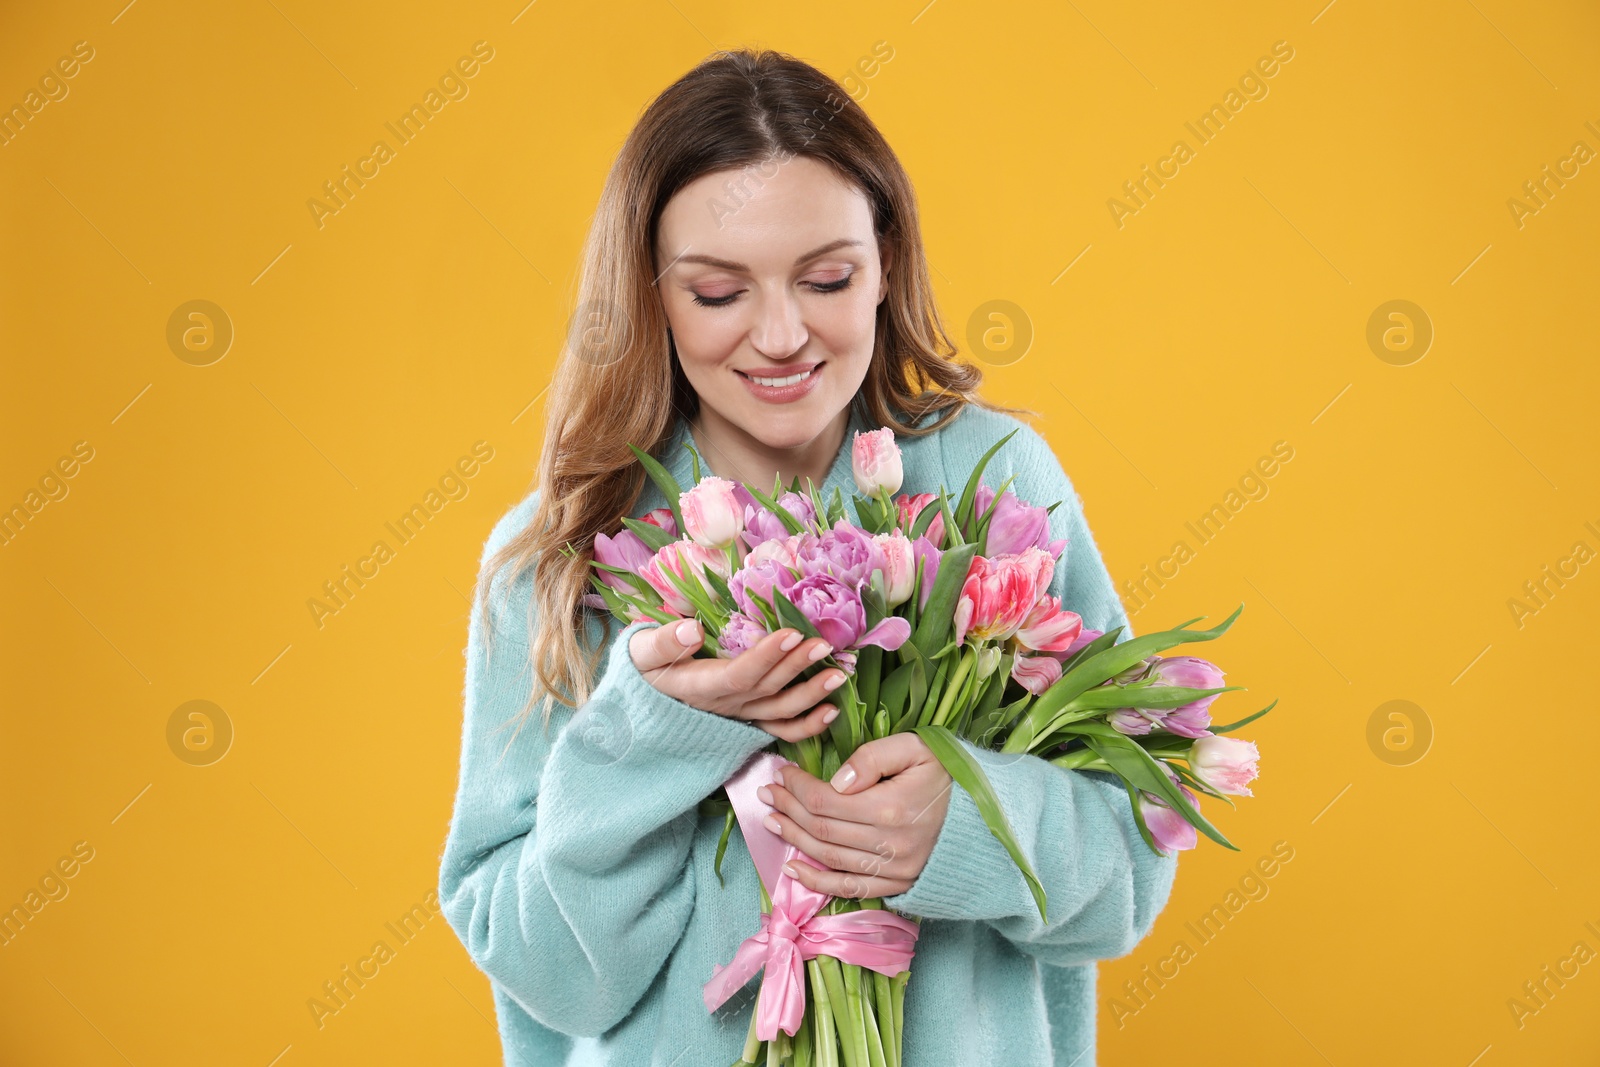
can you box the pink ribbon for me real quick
[702,751,921,1041]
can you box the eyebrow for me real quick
[672,238,864,273]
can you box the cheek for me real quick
[668,306,743,370]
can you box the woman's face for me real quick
[654,155,890,452]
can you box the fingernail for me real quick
[763,814,782,834]
[822,706,840,725]
[783,862,799,878]
[823,671,845,691]
[831,765,856,791]
[808,642,833,662]
[676,620,700,645]
[780,630,802,652]
[757,785,773,805]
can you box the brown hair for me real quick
[478,46,1025,746]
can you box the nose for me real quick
[749,288,808,359]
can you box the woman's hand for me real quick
[757,733,953,899]
[628,618,845,742]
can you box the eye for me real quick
[810,274,854,294]
[691,291,737,308]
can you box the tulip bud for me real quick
[852,427,903,496]
[679,476,744,549]
[1188,735,1260,796]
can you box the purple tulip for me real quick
[728,556,800,621]
[718,611,770,659]
[793,519,888,592]
[1109,706,1165,736]
[1139,787,1199,854]
[1149,656,1226,736]
[740,489,815,551]
[1137,764,1199,854]
[974,483,1067,561]
[911,535,942,611]
[786,572,910,654]
[593,529,657,592]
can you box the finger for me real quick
[726,630,832,696]
[740,663,848,722]
[629,618,703,674]
[827,733,930,794]
[762,805,907,879]
[782,856,911,900]
[757,701,840,743]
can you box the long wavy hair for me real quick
[478,47,1027,745]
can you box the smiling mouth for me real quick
[736,363,823,387]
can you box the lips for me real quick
[736,361,823,384]
[736,361,825,404]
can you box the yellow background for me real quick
[3,0,1597,1063]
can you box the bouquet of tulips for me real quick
[580,426,1272,1067]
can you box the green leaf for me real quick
[1211,699,1278,735]
[770,589,822,640]
[744,482,807,536]
[713,805,736,887]
[909,542,977,661]
[908,498,941,541]
[1075,723,1238,850]
[1065,684,1244,712]
[913,724,1048,921]
[619,516,676,552]
[625,442,686,538]
[683,440,702,484]
[1004,605,1245,751]
[952,429,1019,536]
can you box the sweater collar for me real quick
[658,401,872,504]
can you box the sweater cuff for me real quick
[598,618,778,766]
[882,740,1028,919]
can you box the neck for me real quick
[688,405,851,494]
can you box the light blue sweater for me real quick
[438,399,1178,1065]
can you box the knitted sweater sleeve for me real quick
[437,492,777,1037]
[881,421,1179,967]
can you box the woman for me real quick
[439,47,1177,1066]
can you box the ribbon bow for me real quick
[701,751,921,1041]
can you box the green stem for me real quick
[742,982,763,1062]
[873,971,896,1067]
[808,958,839,1067]
[931,647,976,727]
[1051,748,1110,771]
[817,955,864,1067]
[843,963,870,1067]
[890,970,909,1061]
[861,979,887,1067]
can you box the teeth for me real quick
[749,368,815,387]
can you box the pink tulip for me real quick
[952,548,1056,646]
[895,492,944,546]
[1188,736,1260,797]
[1013,595,1084,653]
[640,541,729,617]
[1011,653,1062,695]
[640,507,679,537]
[680,476,744,549]
[852,427,903,496]
[871,532,916,607]
[1139,787,1199,854]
